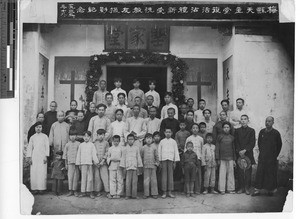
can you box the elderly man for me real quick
[252,116,282,196]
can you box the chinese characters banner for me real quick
[105,23,170,52]
[58,2,279,21]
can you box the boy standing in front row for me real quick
[120,134,143,199]
[216,122,236,195]
[93,129,110,197]
[158,128,180,198]
[141,133,159,199]
[63,130,80,197]
[107,135,124,199]
[202,133,218,194]
[181,141,198,197]
[51,150,65,196]
[76,131,99,199]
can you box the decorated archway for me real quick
[86,51,188,105]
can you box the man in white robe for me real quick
[49,111,70,157]
[26,122,49,193]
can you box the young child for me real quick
[128,78,145,108]
[145,106,161,135]
[160,107,180,139]
[199,122,208,142]
[49,111,70,158]
[93,129,110,197]
[107,135,124,199]
[63,129,80,197]
[185,110,195,134]
[75,131,99,199]
[111,77,128,106]
[71,110,87,143]
[120,134,143,199]
[194,99,206,124]
[65,100,79,125]
[181,141,199,197]
[116,92,129,121]
[110,109,126,145]
[84,102,97,128]
[88,103,111,142]
[202,133,218,194]
[26,122,49,194]
[185,123,204,195]
[216,122,236,195]
[44,101,58,136]
[158,128,180,198]
[187,98,195,111]
[145,80,160,108]
[161,92,179,120]
[140,133,159,199]
[203,109,215,133]
[175,121,191,156]
[104,93,117,122]
[93,80,108,106]
[51,150,65,196]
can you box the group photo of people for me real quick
[25,77,283,200]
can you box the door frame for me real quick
[101,62,172,92]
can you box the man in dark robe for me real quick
[160,107,180,139]
[27,112,46,143]
[252,116,282,196]
[44,101,58,136]
[84,102,97,129]
[234,114,256,195]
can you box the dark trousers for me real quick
[52,179,63,194]
[238,166,252,190]
[161,160,174,192]
[126,170,138,198]
[195,162,202,193]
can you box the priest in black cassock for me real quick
[252,116,282,196]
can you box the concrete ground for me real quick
[31,187,289,214]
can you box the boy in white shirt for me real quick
[145,80,160,108]
[75,131,99,199]
[194,99,206,124]
[111,77,127,106]
[158,128,180,198]
[161,92,178,120]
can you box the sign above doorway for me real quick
[58,2,279,21]
[104,22,169,52]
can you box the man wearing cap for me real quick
[234,114,256,195]
[252,116,282,196]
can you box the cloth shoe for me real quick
[168,191,175,198]
[66,191,74,197]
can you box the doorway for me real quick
[106,65,167,102]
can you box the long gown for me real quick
[26,133,49,190]
[255,128,282,190]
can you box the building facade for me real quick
[21,0,294,174]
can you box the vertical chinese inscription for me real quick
[127,24,147,50]
[105,24,126,50]
[149,25,169,52]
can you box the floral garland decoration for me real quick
[86,51,188,105]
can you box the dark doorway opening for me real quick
[107,65,167,102]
